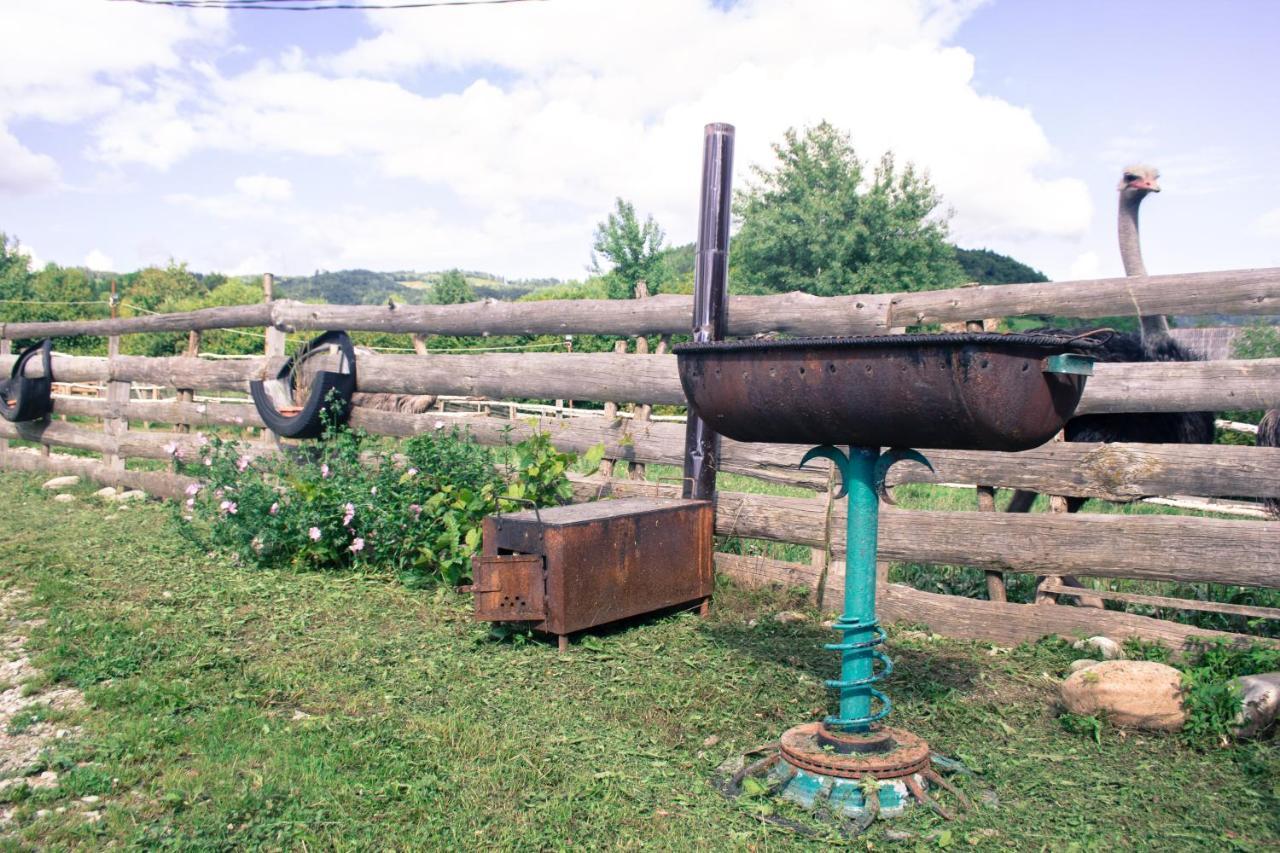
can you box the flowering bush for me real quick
[176,412,585,585]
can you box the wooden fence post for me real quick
[599,339,630,478]
[101,279,128,469]
[630,335,650,481]
[0,340,9,457]
[959,318,1009,603]
[262,273,285,442]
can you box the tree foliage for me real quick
[953,247,1049,285]
[431,269,477,305]
[591,198,666,299]
[731,122,964,296]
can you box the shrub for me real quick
[176,412,585,586]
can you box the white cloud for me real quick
[1067,250,1101,281]
[234,174,293,203]
[1255,207,1280,237]
[84,249,115,271]
[77,0,1089,277]
[0,128,59,194]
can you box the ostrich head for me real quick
[1119,164,1161,197]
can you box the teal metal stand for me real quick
[800,445,931,732]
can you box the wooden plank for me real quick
[4,267,1278,340]
[1076,358,1280,414]
[34,391,1280,502]
[889,267,1280,326]
[711,553,1264,648]
[0,447,195,500]
[1038,583,1280,620]
[7,351,1280,414]
[577,477,1280,590]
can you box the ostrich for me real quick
[1002,166,1215,603]
[1260,410,1279,518]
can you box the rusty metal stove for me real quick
[470,497,714,652]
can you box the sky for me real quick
[1,0,1278,284]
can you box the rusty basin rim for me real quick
[673,331,1105,355]
[779,722,931,780]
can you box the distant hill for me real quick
[275,269,566,305]
[952,247,1049,285]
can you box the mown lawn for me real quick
[0,472,1277,850]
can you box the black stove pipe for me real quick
[683,122,734,501]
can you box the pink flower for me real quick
[196,433,209,446]
[185,497,195,510]
[203,458,212,467]
[433,420,445,431]
[269,502,279,515]
[251,537,263,553]
[349,537,365,553]
[163,441,181,459]
[409,504,422,518]
[308,526,322,541]
[185,483,201,497]
[342,503,355,526]
[219,500,237,515]
[214,487,224,499]
[236,455,251,472]
[321,463,331,478]
[406,468,418,477]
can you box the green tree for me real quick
[431,269,476,305]
[731,122,964,296]
[591,198,666,299]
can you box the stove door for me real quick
[469,554,546,621]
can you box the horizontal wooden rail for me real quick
[578,478,1280,590]
[11,352,1280,412]
[887,267,1280,326]
[714,553,1261,649]
[1037,583,1280,621]
[38,396,1280,500]
[2,267,1277,340]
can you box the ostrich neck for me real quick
[1119,192,1169,337]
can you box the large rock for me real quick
[1060,660,1186,731]
[52,494,76,504]
[1234,672,1280,739]
[41,476,80,490]
[93,487,117,500]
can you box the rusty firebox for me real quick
[470,497,714,651]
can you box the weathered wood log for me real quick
[0,303,271,340]
[888,267,1280,326]
[10,352,1280,413]
[576,477,1280,589]
[47,393,1280,500]
[712,553,1262,649]
[4,267,1277,340]
[1076,357,1280,413]
[0,447,195,500]
[1037,583,1280,621]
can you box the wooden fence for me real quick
[2,267,1279,650]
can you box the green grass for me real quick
[0,472,1277,849]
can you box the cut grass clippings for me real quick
[0,472,1276,849]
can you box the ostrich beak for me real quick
[1135,178,1160,192]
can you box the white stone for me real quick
[1072,636,1125,660]
[1233,672,1280,739]
[112,490,146,503]
[52,494,76,503]
[1068,659,1101,674]
[1060,660,1186,731]
[93,487,117,499]
[41,476,80,490]
[773,611,806,624]
[80,795,100,804]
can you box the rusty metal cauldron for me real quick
[680,331,1100,823]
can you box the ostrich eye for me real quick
[1124,174,1138,182]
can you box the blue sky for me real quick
[1,0,1277,283]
